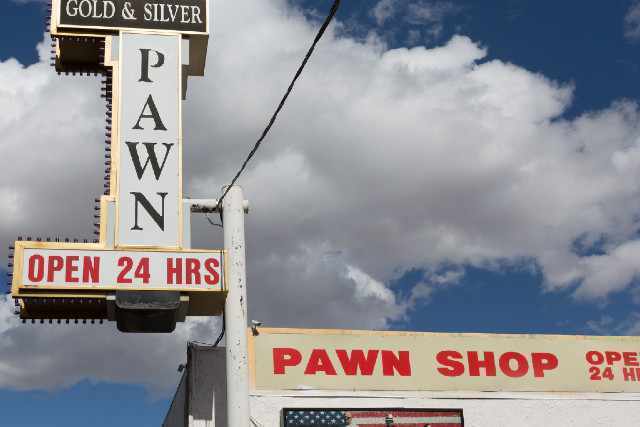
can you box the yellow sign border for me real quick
[12,241,227,294]
[248,327,640,393]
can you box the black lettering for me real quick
[126,142,174,180]
[139,48,165,83]
[130,192,168,231]
[132,95,167,131]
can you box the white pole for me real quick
[222,185,250,427]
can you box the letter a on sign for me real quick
[117,33,182,247]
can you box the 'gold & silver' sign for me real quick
[58,0,209,34]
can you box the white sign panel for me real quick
[20,248,223,291]
[252,328,640,393]
[118,32,182,247]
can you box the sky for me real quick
[2,0,640,425]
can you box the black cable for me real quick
[205,212,223,228]
[188,311,225,347]
[213,310,225,347]
[216,0,342,211]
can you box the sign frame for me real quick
[114,31,185,249]
[53,0,211,36]
[11,241,227,294]
[249,327,640,394]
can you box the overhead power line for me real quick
[216,0,342,211]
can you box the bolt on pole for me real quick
[222,185,251,427]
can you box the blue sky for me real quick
[2,0,640,426]
[295,0,640,119]
[0,381,170,427]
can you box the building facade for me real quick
[164,329,640,427]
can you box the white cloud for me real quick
[407,269,464,308]
[347,264,396,305]
[0,187,23,226]
[372,0,397,26]
[587,313,640,335]
[373,0,459,29]
[1,0,640,393]
[372,1,460,43]
[575,240,640,299]
[406,1,458,26]
[625,1,640,41]
[0,298,220,393]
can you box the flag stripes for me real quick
[284,409,463,426]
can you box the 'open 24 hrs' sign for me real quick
[20,247,224,290]
[58,0,208,34]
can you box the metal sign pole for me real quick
[222,186,250,427]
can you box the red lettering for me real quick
[336,350,378,376]
[499,352,528,378]
[82,256,100,283]
[602,366,615,380]
[27,255,45,282]
[436,350,464,377]
[65,256,79,283]
[381,350,411,376]
[605,351,622,366]
[623,352,639,367]
[46,256,64,282]
[204,258,220,285]
[273,348,302,375]
[586,351,604,365]
[468,351,496,377]
[185,258,201,285]
[167,258,182,285]
[531,352,558,378]
[134,257,150,284]
[623,367,637,382]
[304,349,337,375]
[117,257,133,284]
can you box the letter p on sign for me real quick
[273,348,302,374]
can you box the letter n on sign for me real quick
[117,33,182,248]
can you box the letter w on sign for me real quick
[125,142,174,180]
[117,33,182,248]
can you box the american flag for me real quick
[284,409,463,426]
[285,410,349,425]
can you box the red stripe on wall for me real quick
[355,424,462,427]
[350,411,461,417]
